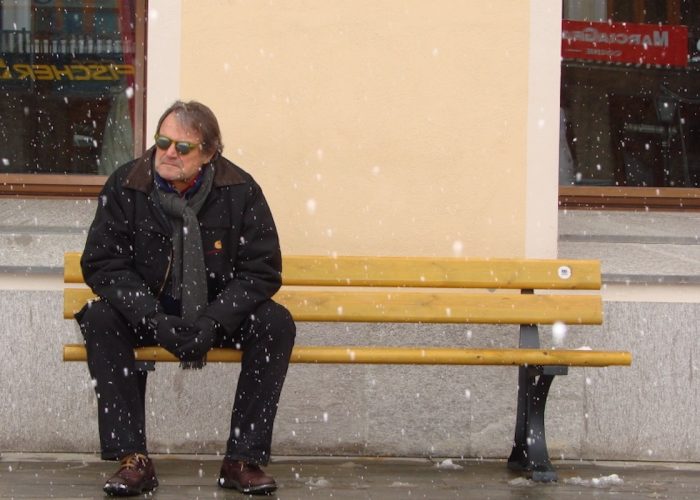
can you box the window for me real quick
[0,0,145,197]
[560,0,700,209]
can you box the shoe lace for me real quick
[120,453,148,471]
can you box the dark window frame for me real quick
[560,186,700,211]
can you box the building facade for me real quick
[1,0,698,463]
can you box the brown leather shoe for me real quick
[103,453,158,496]
[218,458,277,495]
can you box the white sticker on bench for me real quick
[557,266,572,280]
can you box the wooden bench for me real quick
[62,251,631,482]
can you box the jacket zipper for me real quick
[157,249,173,298]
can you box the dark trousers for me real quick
[77,299,295,465]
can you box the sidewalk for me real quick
[1,453,699,499]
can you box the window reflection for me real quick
[0,0,136,175]
[561,0,700,188]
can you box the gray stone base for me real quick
[2,289,697,462]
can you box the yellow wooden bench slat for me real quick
[62,344,631,367]
[64,252,83,283]
[64,252,601,290]
[282,255,602,289]
[64,287,602,325]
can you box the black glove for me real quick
[175,316,218,362]
[147,313,199,356]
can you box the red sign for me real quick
[562,20,688,67]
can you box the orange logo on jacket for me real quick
[207,240,223,255]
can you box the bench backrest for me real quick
[64,252,602,326]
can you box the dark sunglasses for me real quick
[154,134,201,155]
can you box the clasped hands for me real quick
[147,313,218,361]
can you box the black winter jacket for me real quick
[80,147,282,333]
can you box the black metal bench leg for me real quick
[135,361,155,372]
[508,366,558,482]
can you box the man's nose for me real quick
[166,143,179,156]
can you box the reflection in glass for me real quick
[0,0,136,175]
[560,0,700,188]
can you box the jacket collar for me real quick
[122,146,246,193]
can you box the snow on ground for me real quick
[435,459,464,470]
[564,474,624,488]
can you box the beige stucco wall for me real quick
[149,0,561,258]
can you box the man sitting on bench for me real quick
[76,100,296,496]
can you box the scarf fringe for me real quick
[179,355,207,370]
